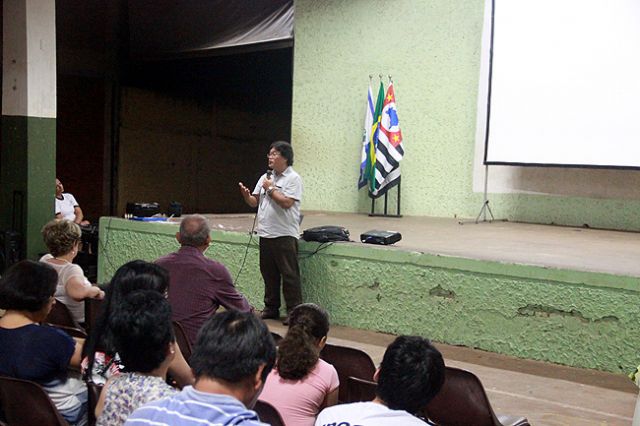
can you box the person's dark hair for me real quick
[109,290,174,373]
[277,303,329,380]
[178,214,210,247]
[376,335,445,414]
[83,260,170,379]
[191,311,276,384]
[270,141,294,166]
[0,260,57,312]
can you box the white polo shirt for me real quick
[253,166,303,238]
[55,193,79,221]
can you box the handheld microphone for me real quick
[266,169,273,180]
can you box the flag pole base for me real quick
[369,179,402,217]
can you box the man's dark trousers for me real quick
[259,236,302,316]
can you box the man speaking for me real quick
[239,141,303,324]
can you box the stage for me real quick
[201,211,640,278]
[97,212,640,374]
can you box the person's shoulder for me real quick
[316,402,363,425]
[155,251,179,265]
[314,358,338,377]
[285,167,301,179]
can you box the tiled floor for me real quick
[266,320,638,425]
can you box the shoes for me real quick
[282,316,289,326]
[261,311,279,320]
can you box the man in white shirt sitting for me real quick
[315,336,445,426]
[55,178,89,225]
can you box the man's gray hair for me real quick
[179,214,211,247]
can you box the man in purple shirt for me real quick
[156,214,253,345]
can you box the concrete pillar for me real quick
[1,0,57,259]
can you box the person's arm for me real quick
[215,267,253,313]
[168,344,195,388]
[321,388,339,409]
[267,188,295,209]
[239,182,259,208]
[69,337,85,369]
[65,276,105,301]
[95,377,109,418]
[73,206,84,224]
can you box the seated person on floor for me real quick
[155,214,253,346]
[260,303,339,426]
[95,290,177,425]
[40,219,104,325]
[82,260,193,388]
[0,260,88,425]
[125,310,276,426]
[315,335,445,426]
[55,178,90,226]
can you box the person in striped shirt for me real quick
[125,311,276,426]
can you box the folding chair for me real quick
[423,366,530,426]
[319,343,376,403]
[87,381,103,426]
[254,400,285,426]
[346,375,377,403]
[46,300,85,331]
[0,376,69,425]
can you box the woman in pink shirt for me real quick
[259,303,339,426]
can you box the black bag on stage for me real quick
[302,225,350,243]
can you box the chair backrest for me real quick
[84,297,105,334]
[254,400,285,426]
[270,332,283,345]
[46,300,84,331]
[0,376,69,425]
[47,323,88,339]
[423,366,503,426]
[172,321,192,363]
[319,343,376,403]
[346,376,377,403]
[87,381,104,426]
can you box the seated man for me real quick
[315,335,445,426]
[55,178,89,225]
[125,310,276,425]
[155,214,253,345]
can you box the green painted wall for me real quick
[99,218,640,374]
[1,116,56,259]
[291,0,640,230]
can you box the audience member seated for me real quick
[125,310,276,425]
[0,260,88,425]
[260,303,339,426]
[155,214,253,345]
[315,335,445,426]
[95,290,177,425]
[83,260,194,388]
[40,219,104,324]
[55,178,90,225]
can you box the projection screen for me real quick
[483,0,640,168]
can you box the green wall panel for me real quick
[290,0,640,231]
[1,115,56,259]
[99,218,640,374]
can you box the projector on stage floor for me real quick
[360,230,402,245]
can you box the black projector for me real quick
[126,202,160,217]
[360,230,402,245]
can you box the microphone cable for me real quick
[233,171,270,286]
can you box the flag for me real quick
[371,82,404,198]
[358,84,375,189]
[365,81,386,193]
